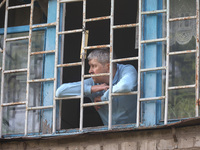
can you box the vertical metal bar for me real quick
[53,0,60,134]
[0,0,9,137]
[108,0,114,129]
[136,0,142,127]
[195,0,199,117]
[79,0,86,132]
[25,0,34,136]
[164,0,170,124]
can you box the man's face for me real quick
[88,58,109,83]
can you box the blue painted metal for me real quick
[142,0,163,126]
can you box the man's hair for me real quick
[87,48,117,69]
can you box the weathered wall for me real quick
[1,125,200,150]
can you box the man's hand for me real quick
[91,83,109,93]
[94,96,102,111]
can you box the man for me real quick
[56,48,137,125]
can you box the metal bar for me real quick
[31,22,57,29]
[169,50,196,55]
[57,62,82,68]
[25,0,34,136]
[8,4,31,10]
[140,66,166,72]
[169,16,196,22]
[111,91,138,96]
[84,44,110,50]
[84,73,110,78]
[4,68,27,74]
[85,16,111,22]
[58,29,83,35]
[6,36,29,42]
[108,0,114,130]
[28,106,53,110]
[136,0,142,127]
[82,101,109,107]
[60,0,83,3]
[195,0,199,117]
[0,0,9,137]
[55,95,81,100]
[112,23,138,29]
[0,67,1,71]
[112,57,138,63]
[30,50,55,55]
[79,0,86,132]
[141,37,166,44]
[53,0,61,134]
[168,84,195,90]
[1,101,26,107]
[140,96,165,102]
[28,78,55,83]
[141,9,167,15]
[0,0,6,9]
[164,0,170,125]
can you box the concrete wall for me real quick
[1,125,200,150]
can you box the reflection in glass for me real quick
[2,105,25,135]
[4,72,27,103]
[31,31,45,52]
[5,39,28,70]
[30,55,43,80]
[168,88,195,120]
[28,109,53,134]
[170,0,196,18]
[169,53,195,87]
[170,20,196,52]
[29,81,54,107]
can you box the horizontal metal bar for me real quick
[82,101,109,107]
[168,84,195,90]
[141,9,167,15]
[113,23,138,29]
[169,16,196,22]
[30,50,55,55]
[28,106,53,110]
[28,78,55,83]
[112,91,138,96]
[7,4,31,10]
[59,0,83,3]
[140,96,165,102]
[112,57,138,63]
[1,101,26,107]
[57,62,82,68]
[58,29,83,35]
[84,73,110,78]
[85,16,110,22]
[31,22,57,29]
[141,38,166,44]
[6,36,29,42]
[168,50,196,55]
[4,68,27,74]
[84,44,110,50]
[140,66,166,72]
[55,96,81,100]
[0,0,6,9]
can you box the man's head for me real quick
[87,48,116,84]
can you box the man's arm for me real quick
[101,65,137,101]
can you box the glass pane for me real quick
[29,81,54,107]
[168,88,195,120]
[31,31,45,52]
[30,55,43,79]
[169,53,195,87]
[142,0,166,11]
[28,109,53,134]
[5,39,28,70]
[170,20,196,52]
[141,70,166,98]
[33,1,48,24]
[170,0,196,18]
[0,52,2,67]
[3,72,27,103]
[2,105,25,135]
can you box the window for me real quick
[0,0,199,138]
